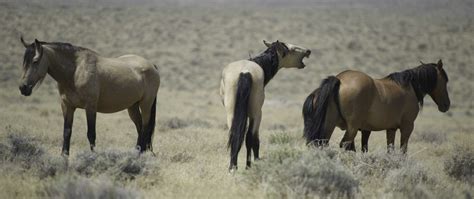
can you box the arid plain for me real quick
[0,0,473,198]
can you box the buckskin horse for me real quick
[303,60,450,153]
[19,37,160,155]
[220,40,311,172]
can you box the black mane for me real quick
[23,41,89,66]
[387,63,447,106]
[249,45,280,86]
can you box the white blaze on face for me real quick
[280,42,311,69]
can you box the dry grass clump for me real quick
[444,146,474,185]
[73,149,158,180]
[0,133,67,178]
[45,175,141,199]
[268,132,293,145]
[247,147,359,198]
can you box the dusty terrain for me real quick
[0,0,473,198]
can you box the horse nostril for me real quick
[307,50,311,55]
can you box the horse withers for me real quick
[303,60,450,153]
[19,37,160,155]
[220,40,311,172]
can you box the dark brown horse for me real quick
[303,60,450,153]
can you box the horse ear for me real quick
[263,40,271,47]
[275,41,289,58]
[20,36,28,48]
[33,39,43,60]
[437,59,443,69]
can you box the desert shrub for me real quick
[248,148,359,198]
[0,133,67,178]
[346,150,408,178]
[7,134,44,166]
[73,149,157,180]
[412,130,447,144]
[45,175,141,199]
[444,146,474,184]
[383,160,438,199]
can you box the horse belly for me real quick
[96,81,144,113]
[363,106,402,130]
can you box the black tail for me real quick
[145,97,157,151]
[303,76,341,145]
[228,73,252,166]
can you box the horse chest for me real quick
[59,89,88,109]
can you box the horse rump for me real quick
[228,72,252,168]
[303,76,341,146]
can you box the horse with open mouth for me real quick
[220,40,311,172]
[18,37,160,155]
[303,60,450,153]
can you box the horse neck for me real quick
[250,50,279,86]
[43,46,78,87]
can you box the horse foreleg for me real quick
[361,130,371,152]
[400,123,414,153]
[386,129,396,153]
[61,103,75,156]
[86,108,97,151]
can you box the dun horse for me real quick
[220,40,311,172]
[303,60,450,153]
[19,38,160,155]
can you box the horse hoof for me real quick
[61,150,69,157]
[228,166,237,174]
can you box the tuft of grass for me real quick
[73,149,158,180]
[45,175,141,199]
[268,132,293,145]
[444,146,474,185]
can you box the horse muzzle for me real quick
[19,84,33,96]
[438,104,450,113]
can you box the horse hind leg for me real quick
[400,123,414,153]
[339,131,356,151]
[137,97,156,152]
[386,129,396,153]
[245,110,262,169]
[361,130,371,152]
[85,108,97,151]
[340,125,358,152]
[128,102,143,137]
